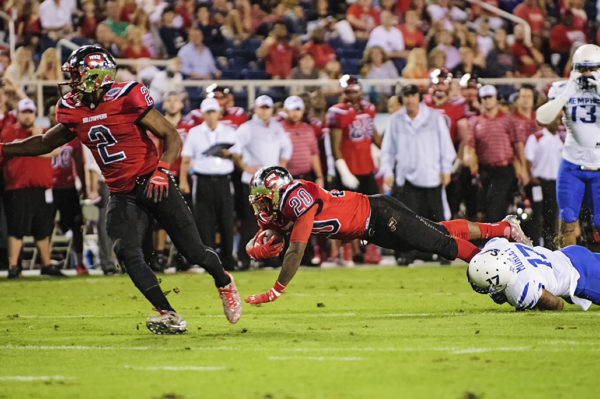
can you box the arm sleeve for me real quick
[124,82,154,116]
[505,274,543,310]
[229,126,247,155]
[280,129,293,160]
[438,114,456,174]
[180,130,195,158]
[379,115,398,178]
[524,135,536,163]
[289,205,318,243]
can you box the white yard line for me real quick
[268,356,363,361]
[124,366,224,371]
[0,376,71,381]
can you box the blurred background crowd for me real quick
[0,0,596,275]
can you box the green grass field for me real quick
[1,265,598,399]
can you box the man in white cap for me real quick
[227,95,293,269]
[1,99,63,278]
[464,85,528,222]
[180,97,237,270]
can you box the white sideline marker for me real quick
[0,376,70,381]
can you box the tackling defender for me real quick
[468,238,599,311]
[537,44,600,247]
[243,166,531,304]
[0,46,241,334]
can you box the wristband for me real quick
[157,160,170,170]
[273,281,286,294]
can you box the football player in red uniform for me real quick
[327,75,383,264]
[244,166,532,304]
[186,84,248,129]
[0,46,241,334]
[49,104,88,275]
[151,91,193,271]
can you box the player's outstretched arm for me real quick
[245,206,316,305]
[1,123,75,158]
[138,108,181,165]
[535,288,564,311]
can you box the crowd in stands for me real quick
[0,0,597,274]
[0,0,598,108]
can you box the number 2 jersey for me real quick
[549,80,600,168]
[480,238,590,310]
[257,179,371,242]
[56,81,158,193]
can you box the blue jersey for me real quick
[480,238,590,310]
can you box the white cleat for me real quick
[217,272,242,324]
[503,215,533,246]
[146,310,188,335]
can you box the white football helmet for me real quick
[467,249,515,294]
[572,44,600,72]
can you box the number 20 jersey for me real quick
[261,180,371,241]
[550,81,600,168]
[56,81,158,193]
[480,238,588,310]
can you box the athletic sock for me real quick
[143,285,174,312]
[477,221,510,239]
[454,238,480,262]
[440,219,471,240]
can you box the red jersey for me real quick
[1,123,53,191]
[56,81,158,193]
[52,138,82,189]
[156,117,193,177]
[326,101,376,175]
[258,180,371,242]
[185,106,248,129]
[424,99,467,147]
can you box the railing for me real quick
[26,77,561,118]
[466,0,532,46]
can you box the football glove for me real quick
[245,281,286,304]
[247,233,284,260]
[146,161,170,202]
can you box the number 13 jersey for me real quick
[550,80,600,168]
[56,81,158,193]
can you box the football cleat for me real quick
[7,266,21,279]
[76,264,89,275]
[41,265,67,277]
[145,309,187,335]
[217,272,242,324]
[503,215,533,246]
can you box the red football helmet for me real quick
[339,74,362,106]
[429,68,453,99]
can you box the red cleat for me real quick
[217,272,242,323]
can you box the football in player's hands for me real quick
[257,229,284,246]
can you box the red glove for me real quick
[245,281,286,304]
[145,161,170,202]
[247,233,284,260]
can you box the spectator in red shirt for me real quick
[513,84,540,142]
[303,27,336,71]
[256,23,301,79]
[1,99,62,278]
[550,11,586,73]
[513,0,546,36]
[79,0,98,39]
[346,0,380,40]
[399,9,425,50]
[510,24,544,77]
[465,85,528,222]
